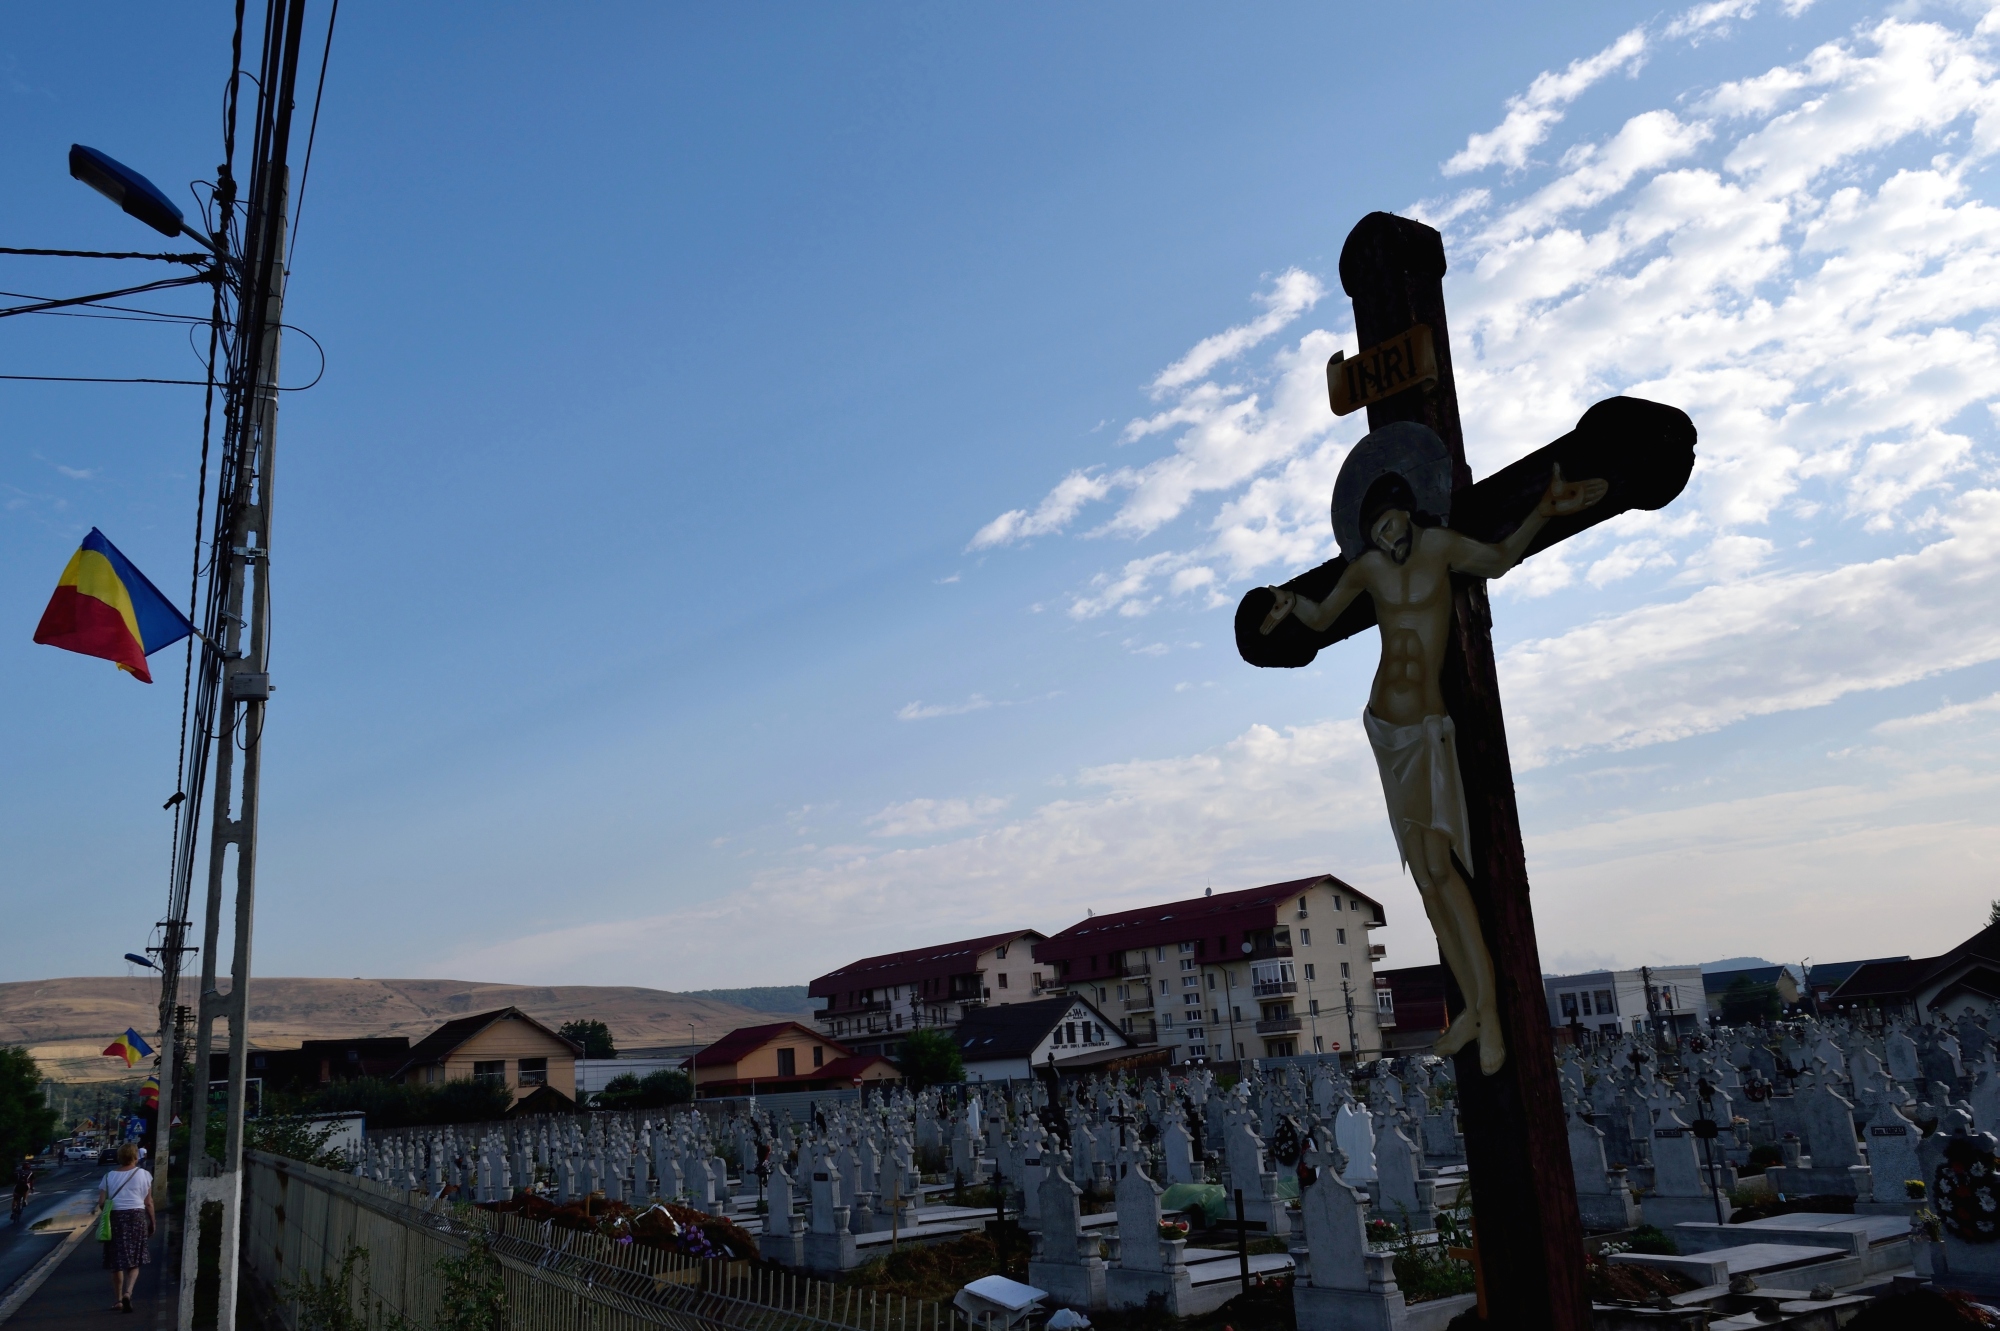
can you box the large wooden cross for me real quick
[1234,212,1696,1330]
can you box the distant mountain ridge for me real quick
[683,986,811,1015]
[0,977,810,1083]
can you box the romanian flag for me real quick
[140,1075,160,1109]
[33,529,193,683]
[103,1028,154,1068]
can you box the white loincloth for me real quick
[1364,708,1472,873]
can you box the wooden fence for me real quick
[241,1151,955,1331]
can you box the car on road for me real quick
[97,1146,118,1164]
[62,1144,95,1161]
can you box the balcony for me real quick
[1255,1015,1303,1036]
[1245,938,1293,962]
[848,999,892,1015]
[1251,980,1297,998]
[1123,960,1152,978]
[1124,990,1155,1012]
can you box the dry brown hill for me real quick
[0,977,813,1083]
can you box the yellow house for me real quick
[691,1021,901,1098]
[395,1007,581,1105]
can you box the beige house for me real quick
[808,929,1048,1061]
[394,1007,581,1105]
[1035,875,1388,1064]
[691,1022,901,1098]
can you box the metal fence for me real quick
[241,1151,954,1331]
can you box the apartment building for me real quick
[806,929,1047,1060]
[1032,875,1388,1064]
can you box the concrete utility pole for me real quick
[176,172,286,1331]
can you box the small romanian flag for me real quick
[33,529,193,683]
[140,1075,160,1108]
[103,1028,154,1068]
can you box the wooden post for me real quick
[1337,211,1590,1330]
[1234,1188,1250,1294]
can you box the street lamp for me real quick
[124,953,156,970]
[68,144,219,251]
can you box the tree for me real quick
[896,1029,963,1089]
[592,1068,691,1111]
[0,1047,59,1163]
[1989,897,2000,928]
[1719,975,1782,1026]
[558,1020,617,1059]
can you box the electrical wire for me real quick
[287,0,339,270]
[0,274,211,320]
[0,247,211,263]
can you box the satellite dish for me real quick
[1241,942,1253,955]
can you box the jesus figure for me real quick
[1259,438,1606,1075]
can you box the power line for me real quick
[287,0,339,268]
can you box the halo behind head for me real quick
[1331,421,1453,560]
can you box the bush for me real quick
[592,1069,692,1111]
[1627,1224,1678,1255]
[896,1029,963,1089]
[278,1077,512,1130]
[0,1047,59,1163]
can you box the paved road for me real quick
[0,1160,103,1299]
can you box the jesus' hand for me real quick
[1536,463,1608,519]
[1259,587,1297,635]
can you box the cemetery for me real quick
[221,1000,2000,1330]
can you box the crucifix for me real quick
[1234,212,1695,1330]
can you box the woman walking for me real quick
[99,1142,153,1313]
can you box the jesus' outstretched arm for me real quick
[1448,464,1608,579]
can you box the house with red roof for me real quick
[1034,875,1388,1065]
[807,929,1047,1061]
[690,1021,901,1098]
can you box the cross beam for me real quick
[1233,212,1696,1330]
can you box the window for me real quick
[1332,894,1343,910]
[1184,992,1201,1006]
[1309,1000,1320,1016]
[1033,972,1043,989]
[812,1045,824,1068]
[517,1057,548,1088]
[1065,1021,1078,1043]
[1121,1017,1133,1034]
[1094,1024,1105,1042]
[1337,928,1346,945]
[1300,928,1311,946]
[1560,993,1579,1019]
[1181,957,1197,971]
[1159,979,1169,995]
[1297,897,1309,918]
[1232,1006,1241,1021]
[996,943,1009,959]
[1157,946,1167,962]
[1206,973,1216,989]
[1341,962,1350,978]
[1579,991,1592,1015]
[777,1048,797,1077]
[1304,964,1316,981]
[1097,987,1107,1003]
[473,1060,505,1087]
[1595,990,1614,1013]
[1179,941,1195,954]
[1377,990,1395,1016]
[998,973,1009,989]
[1161,1013,1174,1029]
[1188,1045,1207,1059]
[1183,975,1200,988]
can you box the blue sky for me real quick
[6,0,2000,990]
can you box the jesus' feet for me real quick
[1432,1005,1479,1057]
[1477,1020,1507,1076]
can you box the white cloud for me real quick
[867,796,1011,838]
[896,695,994,721]
[969,469,1113,549]
[1443,26,1649,175]
[1502,489,2000,764]
[1150,269,1324,393]
[1873,689,2000,733]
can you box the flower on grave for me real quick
[1157,1219,1189,1240]
[1906,1180,1926,1200]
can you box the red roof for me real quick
[807,929,1044,998]
[1033,875,1382,967]
[695,1053,900,1096]
[693,1022,848,1071]
[1375,964,1449,1034]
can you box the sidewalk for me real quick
[0,1209,171,1330]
